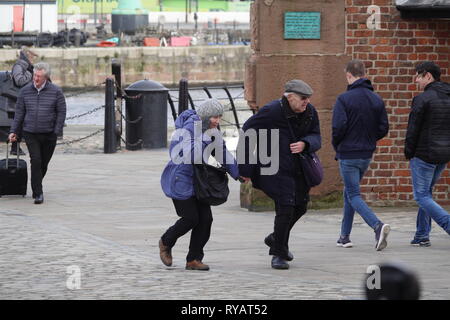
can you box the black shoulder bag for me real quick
[0,71,20,102]
[193,163,230,206]
[280,100,323,188]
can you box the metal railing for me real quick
[167,79,254,130]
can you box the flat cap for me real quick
[284,79,313,97]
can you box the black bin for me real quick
[125,80,169,150]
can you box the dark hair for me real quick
[415,61,441,81]
[345,59,365,77]
[365,263,421,300]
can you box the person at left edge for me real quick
[8,62,66,204]
[159,98,240,271]
[6,46,38,155]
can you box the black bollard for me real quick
[104,77,116,153]
[178,78,189,115]
[112,59,122,149]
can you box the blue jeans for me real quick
[339,159,382,236]
[410,157,450,238]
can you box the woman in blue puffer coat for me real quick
[159,98,240,271]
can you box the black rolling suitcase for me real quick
[0,141,27,197]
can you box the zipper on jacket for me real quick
[34,90,40,132]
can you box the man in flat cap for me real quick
[332,59,390,251]
[239,79,321,270]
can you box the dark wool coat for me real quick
[239,97,321,205]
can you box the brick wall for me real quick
[345,0,450,206]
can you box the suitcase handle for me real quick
[5,140,20,169]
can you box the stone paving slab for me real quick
[0,137,449,300]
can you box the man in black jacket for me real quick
[8,62,66,204]
[332,59,390,251]
[405,61,450,246]
[239,79,321,270]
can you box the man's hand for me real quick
[8,133,17,143]
[290,141,306,154]
[239,176,251,183]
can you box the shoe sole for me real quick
[336,242,353,248]
[271,264,290,270]
[376,224,390,251]
[411,242,431,247]
[343,243,353,248]
[185,267,209,271]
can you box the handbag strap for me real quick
[279,100,297,144]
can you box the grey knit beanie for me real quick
[196,98,224,121]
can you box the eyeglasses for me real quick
[415,72,428,79]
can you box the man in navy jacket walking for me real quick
[332,59,390,251]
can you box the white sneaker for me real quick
[336,236,353,248]
[375,224,391,251]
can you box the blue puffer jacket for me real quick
[160,110,239,200]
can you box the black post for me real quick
[112,58,122,149]
[167,95,178,122]
[178,78,189,115]
[223,87,240,129]
[104,77,116,153]
[203,86,212,98]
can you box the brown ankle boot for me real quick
[186,260,209,271]
[159,239,172,266]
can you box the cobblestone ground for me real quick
[0,212,362,300]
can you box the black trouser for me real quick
[161,197,213,262]
[23,132,57,197]
[269,201,308,259]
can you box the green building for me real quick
[58,0,251,15]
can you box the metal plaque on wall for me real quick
[284,12,321,40]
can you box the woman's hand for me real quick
[290,141,306,154]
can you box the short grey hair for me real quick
[284,92,305,99]
[345,59,365,77]
[33,62,51,78]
